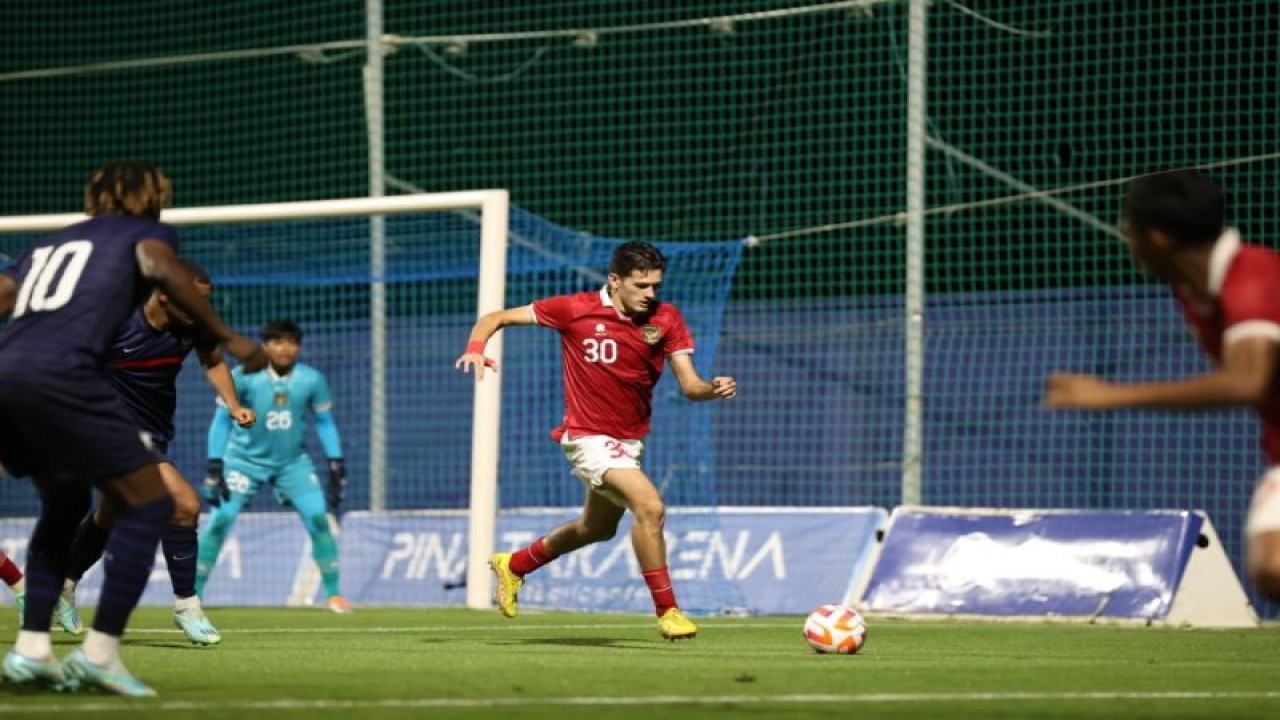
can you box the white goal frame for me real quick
[0,191,510,610]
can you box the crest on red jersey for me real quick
[642,325,662,345]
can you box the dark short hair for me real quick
[261,319,303,343]
[609,241,667,277]
[1123,169,1225,247]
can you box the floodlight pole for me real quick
[902,0,927,506]
[365,0,389,512]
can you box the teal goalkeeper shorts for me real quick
[222,454,323,506]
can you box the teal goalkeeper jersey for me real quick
[220,362,333,469]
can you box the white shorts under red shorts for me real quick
[559,432,645,508]
[1245,467,1280,536]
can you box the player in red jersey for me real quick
[1,551,25,622]
[456,241,737,639]
[1045,169,1280,603]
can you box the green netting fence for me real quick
[1,1,1277,615]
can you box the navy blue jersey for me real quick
[0,214,178,480]
[106,307,213,445]
[0,215,177,380]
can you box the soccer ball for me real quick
[803,604,868,655]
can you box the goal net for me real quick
[0,194,746,612]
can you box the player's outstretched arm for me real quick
[1045,336,1277,410]
[668,353,737,401]
[197,345,255,428]
[0,275,16,318]
[135,239,266,372]
[455,305,537,380]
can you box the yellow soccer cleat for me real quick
[658,608,698,641]
[489,552,523,618]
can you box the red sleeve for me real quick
[531,294,575,330]
[662,305,695,355]
[1221,254,1280,330]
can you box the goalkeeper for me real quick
[196,319,352,613]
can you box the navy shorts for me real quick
[0,377,157,483]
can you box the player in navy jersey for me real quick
[1045,169,1280,603]
[57,258,257,646]
[456,241,736,640]
[0,162,266,696]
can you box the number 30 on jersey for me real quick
[582,338,617,364]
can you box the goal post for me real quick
[0,190,510,611]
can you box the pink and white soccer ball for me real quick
[803,604,868,655]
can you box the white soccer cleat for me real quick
[173,605,222,645]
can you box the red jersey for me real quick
[532,286,695,440]
[1174,229,1280,464]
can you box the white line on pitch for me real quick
[102,621,800,634]
[2,691,1279,714]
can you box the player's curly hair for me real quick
[84,162,173,220]
[609,241,666,277]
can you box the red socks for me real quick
[509,537,556,576]
[508,541,678,618]
[0,552,22,587]
[642,567,677,617]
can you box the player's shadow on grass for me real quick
[492,637,650,649]
[118,638,216,651]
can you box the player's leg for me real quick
[1247,532,1280,601]
[601,467,695,638]
[195,463,259,596]
[547,433,634,556]
[600,468,667,570]
[6,477,91,687]
[600,465,696,640]
[61,463,173,697]
[568,437,687,623]
[545,489,628,557]
[1244,468,1280,602]
[157,462,220,645]
[276,458,348,612]
[0,399,37,640]
[58,497,117,637]
[491,490,626,618]
[488,434,630,618]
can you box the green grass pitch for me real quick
[1,607,1277,719]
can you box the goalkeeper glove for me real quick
[202,459,231,507]
[326,458,346,512]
